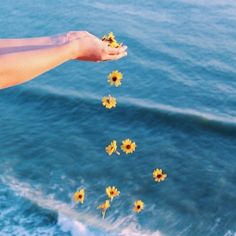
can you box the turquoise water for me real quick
[0,0,236,235]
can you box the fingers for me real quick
[105,45,128,55]
[103,51,128,61]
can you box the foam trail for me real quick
[58,214,93,236]
[0,175,163,236]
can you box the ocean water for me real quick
[0,0,236,235]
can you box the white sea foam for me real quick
[224,230,236,236]
[0,226,57,236]
[1,176,163,236]
[58,214,93,236]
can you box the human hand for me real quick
[68,31,128,62]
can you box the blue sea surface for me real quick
[0,0,236,235]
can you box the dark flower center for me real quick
[126,144,131,149]
[78,195,82,199]
[137,205,140,209]
[157,174,162,179]
[106,99,110,103]
[110,191,114,195]
[112,76,117,82]
[108,38,114,43]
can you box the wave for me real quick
[124,97,236,130]
[0,175,163,236]
[3,84,236,135]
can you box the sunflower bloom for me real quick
[133,200,144,213]
[153,169,167,182]
[109,41,122,48]
[102,32,122,48]
[105,140,120,156]
[108,70,123,87]
[106,186,120,201]
[73,188,85,204]
[102,95,117,109]
[121,139,136,154]
[102,32,115,41]
[97,200,110,218]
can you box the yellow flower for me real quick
[109,41,122,48]
[133,200,144,213]
[106,186,120,201]
[102,95,117,109]
[105,140,120,156]
[108,70,123,87]
[153,169,167,182]
[121,139,136,154]
[102,32,122,48]
[73,188,85,204]
[102,32,115,41]
[97,200,110,218]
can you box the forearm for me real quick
[0,41,77,89]
[0,34,65,49]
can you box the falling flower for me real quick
[105,140,120,156]
[121,139,136,154]
[73,188,85,204]
[102,95,117,109]
[153,169,167,182]
[97,200,110,218]
[106,186,120,201]
[133,200,144,213]
[102,32,122,48]
[108,70,123,87]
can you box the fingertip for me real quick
[119,45,128,54]
[116,52,128,60]
[121,52,128,58]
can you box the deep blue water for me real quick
[0,1,236,235]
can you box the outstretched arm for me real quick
[0,31,81,48]
[0,41,76,89]
[0,32,127,89]
[0,31,97,55]
[0,35,58,48]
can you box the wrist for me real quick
[50,32,71,45]
[68,40,79,60]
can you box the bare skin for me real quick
[0,31,128,89]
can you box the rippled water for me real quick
[0,1,236,235]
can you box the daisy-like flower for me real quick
[109,41,122,48]
[153,169,167,182]
[108,70,123,87]
[133,200,144,213]
[73,188,85,204]
[102,32,115,42]
[106,186,120,201]
[97,200,110,218]
[121,139,136,154]
[102,32,122,48]
[102,95,117,109]
[105,140,120,156]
